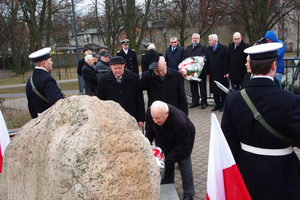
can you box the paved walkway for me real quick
[174,104,223,200]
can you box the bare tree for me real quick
[230,0,300,44]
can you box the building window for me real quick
[218,16,222,23]
[208,16,213,24]
[208,2,211,9]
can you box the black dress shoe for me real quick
[211,105,220,111]
[201,104,207,109]
[189,103,199,108]
[219,107,224,112]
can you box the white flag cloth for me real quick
[0,110,10,173]
[206,113,251,200]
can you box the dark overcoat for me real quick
[227,41,250,82]
[139,68,188,116]
[97,70,145,122]
[26,68,64,118]
[206,42,228,94]
[117,49,139,75]
[221,77,300,200]
[145,104,195,164]
[95,60,110,84]
[82,63,97,96]
[164,44,185,71]
[77,58,85,76]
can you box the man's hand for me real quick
[138,122,144,127]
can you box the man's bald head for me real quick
[233,32,242,45]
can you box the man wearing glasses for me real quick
[140,50,188,116]
[226,32,250,90]
[164,37,185,71]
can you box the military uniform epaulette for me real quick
[117,50,120,53]
[132,49,135,51]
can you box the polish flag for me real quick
[0,110,10,173]
[206,113,251,200]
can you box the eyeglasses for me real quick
[170,41,177,43]
[233,38,241,40]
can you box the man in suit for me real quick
[183,33,207,109]
[226,32,250,90]
[221,42,300,200]
[82,54,98,96]
[145,100,195,200]
[140,50,188,116]
[165,37,185,71]
[206,34,228,112]
[117,39,139,75]
[26,47,65,118]
[97,56,145,127]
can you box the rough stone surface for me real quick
[1,95,160,200]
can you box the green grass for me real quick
[0,66,78,86]
[1,107,32,130]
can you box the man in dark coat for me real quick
[97,56,145,127]
[221,42,300,200]
[26,47,65,118]
[117,39,139,75]
[226,32,250,90]
[206,34,228,112]
[183,33,207,109]
[77,47,93,76]
[82,54,98,96]
[142,43,163,72]
[139,50,188,116]
[145,101,195,200]
[95,50,110,83]
[164,37,185,71]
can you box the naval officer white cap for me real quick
[29,47,51,62]
[244,42,283,60]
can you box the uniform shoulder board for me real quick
[117,50,120,53]
[131,49,135,51]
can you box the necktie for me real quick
[234,44,237,50]
[213,46,216,51]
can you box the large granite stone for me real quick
[1,95,160,200]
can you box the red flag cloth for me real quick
[206,113,251,200]
[0,110,10,173]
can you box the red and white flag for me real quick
[206,113,251,200]
[0,110,10,173]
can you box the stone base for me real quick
[160,184,179,200]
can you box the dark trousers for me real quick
[190,73,207,105]
[161,156,195,198]
[213,93,226,107]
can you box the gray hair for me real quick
[147,44,156,50]
[85,54,93,62]
[208,34,218,41]
[170,37,178,42]
[192,33,200,38]
[151,100,169,113]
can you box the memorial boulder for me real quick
[1,95,160,200]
